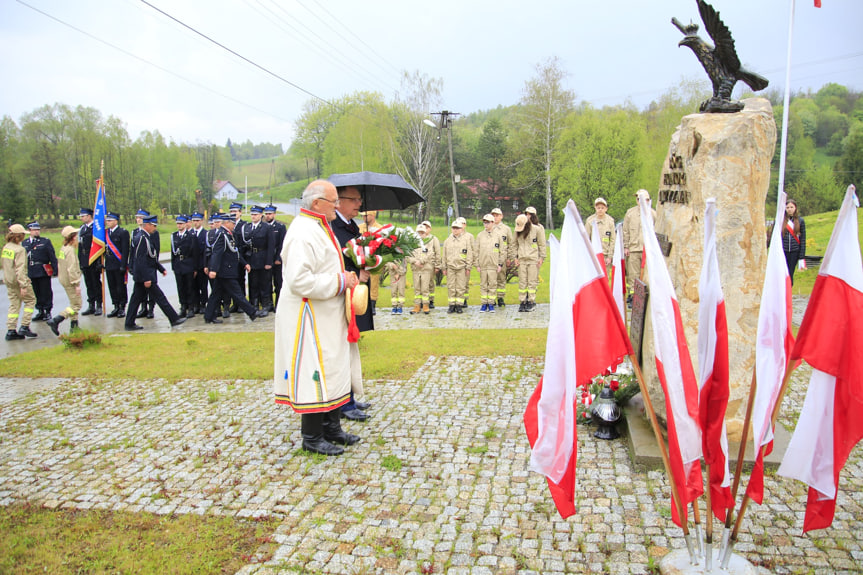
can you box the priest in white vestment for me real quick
[273,180,362,456]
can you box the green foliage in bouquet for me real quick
[342,224,421,273]
[576,372,639,425]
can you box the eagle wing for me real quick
[697,0,741,73]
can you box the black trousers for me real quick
[194,267,208,309]
[81,265,102,306]
[272,263,282,308]
[31,276,53,311]
[205,276,255,321]
[125,280,179,327]
[248,268,272,309]
[174,271,195,310]
[105,269,127,308]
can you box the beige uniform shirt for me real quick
[495,222,512,262]
[622,205,656,252]
[586,213,616,260]
[513,226,546,263]
[442,233,473,271]
[57,244,82,288]
[475,227,505,269]
[1,242,30,289]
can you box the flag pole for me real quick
[704,466,714,570]
[627,355,694,550]
[691,499,703,560]
[719,368,757,558]
[721,364,798,568]
[99,160,106,315]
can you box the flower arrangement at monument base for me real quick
[576,367,639,425]
[342,224,421,273]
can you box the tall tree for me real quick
[391,70,445,220]
[476,118,509,199]
[294,100,342,179]
[516,57,575,229]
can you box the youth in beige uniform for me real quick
[409,224,439,314]
[442,218,473,313]
[585,197,615,268]
[386,258,406,314]
[419,221,441,309]
[622,190,656,295]
[512,214,546,312]
[491,208,511,306]
[47,226,84,336]
[2,224,36,340]
[475,214,505,312]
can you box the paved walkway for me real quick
[4,293,860,574]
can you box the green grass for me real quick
[0,502,278,574]
[0,329,547,381]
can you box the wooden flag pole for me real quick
[628,354,697,561]
[721,364,798,568]
[704,466,714,570]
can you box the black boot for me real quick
[93,304,102,316]
[429,299,435,310]
[47,315,65,336]
[455,304,463,314]
[117,305,126,318]
[107,306,119,318]
[32,308,44,322]
[18,325,38,338]
[178,306,187,318]
[146,303,155,319]
[5,329,24,341]
[370,300,376,316]
[301,413,344,456]
[497,297,505,308]
[70,319,79,331]
[42,308,52,321]
[323,410,361,446]
[447,304,455,314]
[81,304,95,316]
[518,302,526,312]
[135,306,147,319]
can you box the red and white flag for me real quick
[697,198,733,521]
[524,199,632,518]
[778,185,862,532]
[639,190,703,527]
[590,219,606,272]
[611,223,626,324]
[747,190,796,505]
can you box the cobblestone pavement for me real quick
[2,338,862,573]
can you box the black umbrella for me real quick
[327,171,424,211]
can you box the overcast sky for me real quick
[3,0,861,148]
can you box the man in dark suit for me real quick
[245,205,275,316]
[104,212,130,318]
[264,204,286,311]
[23,222,57,321]
[228,202,249,312]
[170,215,199,318]
[77,208,103,316]
[124,216,185,331]
[189,212,208,314]
[330,185,373,422]
[203,214,258,324]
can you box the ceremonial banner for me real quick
[89,177,106,265]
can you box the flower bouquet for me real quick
[343,224,421,273]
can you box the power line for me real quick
[138,0,334,106]
[14,0,294,125]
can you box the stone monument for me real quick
[641,98,776,441]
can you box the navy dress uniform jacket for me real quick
[170,231,199,275]
[245,223,274,269]
[23,236,58,278]
[208,229,248,278]
[105,226,130,271]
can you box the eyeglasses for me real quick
[339,196,362,203]
[318,197,341,206]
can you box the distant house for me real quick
[214,180,241,201]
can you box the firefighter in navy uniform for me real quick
[104,212,130,318]
[124,215,185,330]
[189,212,208,314]
[131,209,159,319]
[228,202,250,312]
[245,205,274,316]
[203,214,229,318]
[23,222,57,321]
[263,204,286,310]
[77,208,103,316]
[171,214,199,319]
[203,214,258,324]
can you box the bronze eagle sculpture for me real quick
[672,0,769,113]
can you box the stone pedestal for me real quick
[641,98,776,442]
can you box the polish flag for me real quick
[524,199,632,518]
[747,190,796,505]
[639,190,704,527]
[590,219,606,272]
[815,0,821,7]
[611,223,626,324]
[778,185,862,532]
[697,198,733,522]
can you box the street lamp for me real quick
[425,110,460,219]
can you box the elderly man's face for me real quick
[313,185,340,222]
[338,187,363,219]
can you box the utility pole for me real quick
[428,110,461,219]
